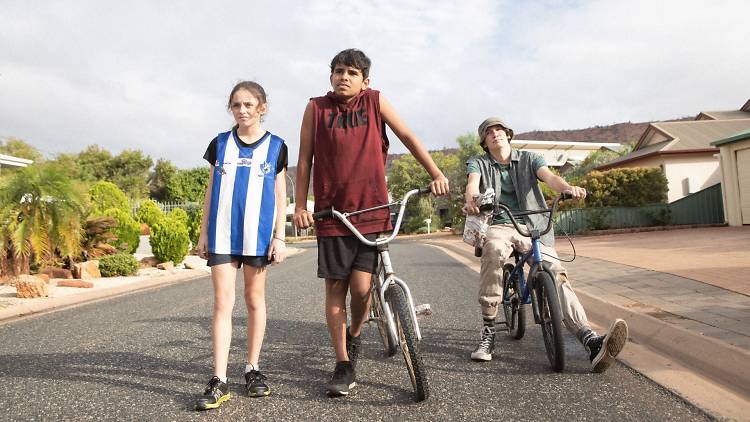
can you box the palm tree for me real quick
[0,163,86,276]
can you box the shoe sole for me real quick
[593,319,628,373]
[195,393,230,411]
[326,382,356,397]
[470,353,492,361]
[247,389,271,398]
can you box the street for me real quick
[0,241,709,421]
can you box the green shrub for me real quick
[135,199,164,228]
[579,168,668,208]
[98,207,141,253]
[169,208,189,226]
[149,217,190,263]
[89,181,129,215]
[99,253,139,277]
[186,207,203,247]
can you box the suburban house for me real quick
[0,153,33,174]
[712,127,750,226]
[596,99,750,203]
[510,139,622,170]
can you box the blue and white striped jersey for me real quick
[207,130,285,256]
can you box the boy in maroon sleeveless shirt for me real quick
[294,48,449,396]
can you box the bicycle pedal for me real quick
[495,321,508,327]
[415,304,432,318]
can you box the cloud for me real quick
[0,0,747,168]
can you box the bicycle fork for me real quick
[376,250,423,342]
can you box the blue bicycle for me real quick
[477,192,574,372]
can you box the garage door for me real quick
[738,148,750,224]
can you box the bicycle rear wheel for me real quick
[387,284,430,402]
[501,265,526,340]
[535,271,565,372]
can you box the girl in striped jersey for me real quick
[194,81,288,410]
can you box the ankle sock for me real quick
[483,317,495,328]
[245,363,259,373]
[215,375,227,383]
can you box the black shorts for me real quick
[317,234,378,280]
[207,253,271,268]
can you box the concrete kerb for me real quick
[0,269,207,324]
[419,238,750,401]
[577,289,750,399]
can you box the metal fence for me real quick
[131,200,200,215]
[553,183,724,235]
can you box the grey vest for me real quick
[471,150,554,247]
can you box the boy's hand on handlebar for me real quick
[462,201,480,215]
[293,207,314,229]
[565,186,587,200]
[430,175,450,196]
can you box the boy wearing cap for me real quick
[464,117,628,373]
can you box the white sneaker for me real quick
[470,325,496,361]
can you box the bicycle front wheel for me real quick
[502,265,526,340]
[372,270,397,357]
[387,284,430,402]
[535,271,565,372]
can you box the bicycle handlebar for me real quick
[480,191,582,239]
[311,185,433,246]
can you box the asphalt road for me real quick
[0,241,710,421]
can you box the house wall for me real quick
[663,155,721,203]
[717,138,750,226]
[608,154,719,203]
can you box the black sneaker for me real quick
[346,329,362,368]
[470,325,496,361]
[195,376,230,411]
[326,361,356,396]
[245,370,271,397]
[586,319,629,373]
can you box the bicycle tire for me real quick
[501,265,526,340]
[388,284,430,402]
[535,271,565,372]
[372,271,398,357]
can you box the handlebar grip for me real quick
[312,209,333,220]
[560,192,573,200]
[478,203,494,212]
[418,186,432,194]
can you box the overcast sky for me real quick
[1,0,748,168]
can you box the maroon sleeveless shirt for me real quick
[311,88,391,236]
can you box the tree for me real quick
[89,181,130,216]
[149,159,177,201]
[77,145,113,182]
[387,151,459,232]
[563,140,636,184]
[0,163,86,275]
[0,137,43,162]
[166,167,210,203]
[109,150,153,200]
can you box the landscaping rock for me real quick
[72,260,102,280]
[41,267,73,279]
[139,256,159,268]
[157,261,174,270]
[15,275,49,298]
[57,279,94,288]
[34,273,51,283]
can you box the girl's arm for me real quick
[197,166,215,259]
[379,94,449,196]
[268,168,288,264]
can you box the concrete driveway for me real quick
[556,226,750,296]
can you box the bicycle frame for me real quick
[313,187,432,343]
